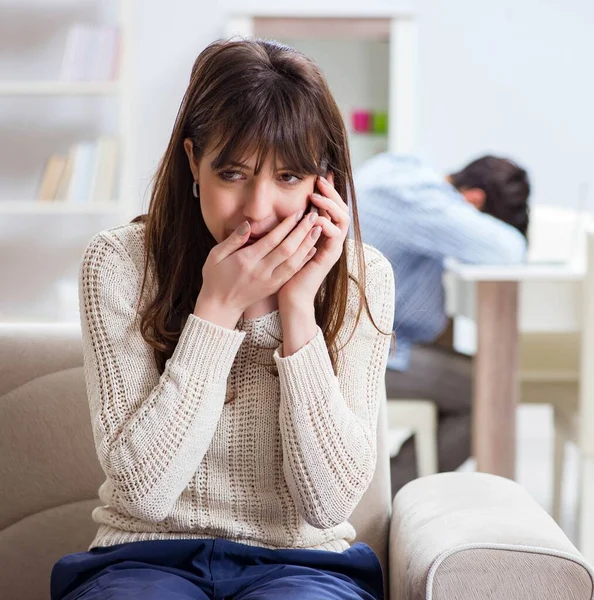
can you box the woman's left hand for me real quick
[277,172,350,309]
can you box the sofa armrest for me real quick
[389,472,594,600]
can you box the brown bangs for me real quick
[206,79,330,176]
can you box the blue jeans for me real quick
[51,538,384,600]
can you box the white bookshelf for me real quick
[0,81,121,96]
[0,0,136,322]
[0,0,134,216]
[0,200,122,214]
[225,12,418,168]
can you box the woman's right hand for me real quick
[193,209,322,328]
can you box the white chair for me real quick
[519,333,579,522]
[516,207,590,530]
[445,205,593,552]
[386,399,438,477]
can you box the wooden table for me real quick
[443,260,585,479]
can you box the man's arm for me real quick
[356,157,527,265]
[381,186,526,264]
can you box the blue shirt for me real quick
[355,153,527,371]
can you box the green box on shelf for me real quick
[372,111,388,135]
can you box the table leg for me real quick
[473,281,519,479]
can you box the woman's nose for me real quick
[242,181,274,221]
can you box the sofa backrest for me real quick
[0,324,102,600]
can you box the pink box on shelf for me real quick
[352,110,372,133]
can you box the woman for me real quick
[51,38,395,600]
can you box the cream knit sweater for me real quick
[79,221,395,552]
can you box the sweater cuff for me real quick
[273,326,337,404]
[171,313,246,382]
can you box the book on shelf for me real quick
[55,151,74,202]
[67,141,97,203]
[60,23,120,82]
[90,136,119,204]
[37,155,68,201]
[36,136,119,205]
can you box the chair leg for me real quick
[387,399,439,478]
[578,456,594,562]
[552,406,569,523]
[414,407,438,477]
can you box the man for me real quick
[355,153,530,497]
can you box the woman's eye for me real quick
[219,171,243,182]
[278,172,301,184]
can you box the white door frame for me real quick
[223,13,417,155]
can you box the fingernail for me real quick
[308,211,318,223]
[296,210,303,222]
[319,176,328,185]
[311,226,322,240]
[238,221,250,235]
[311,193,323,200]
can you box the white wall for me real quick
[131,0,594,213]
[130,0,409,209]
[130,1,225,211]
[1,0,590,321]
[415,0,594,211]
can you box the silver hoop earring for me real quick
[192,181,199,198]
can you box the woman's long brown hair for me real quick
[132,38,394,375]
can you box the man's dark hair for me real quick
[450,155,530,237]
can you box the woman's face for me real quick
[184,139,316,243]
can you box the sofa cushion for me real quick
[0,323,83,397]
[0,499,101,600]
[0,367,103,530]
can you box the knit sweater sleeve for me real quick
[273,247,395,529]
[79,232,246,523]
